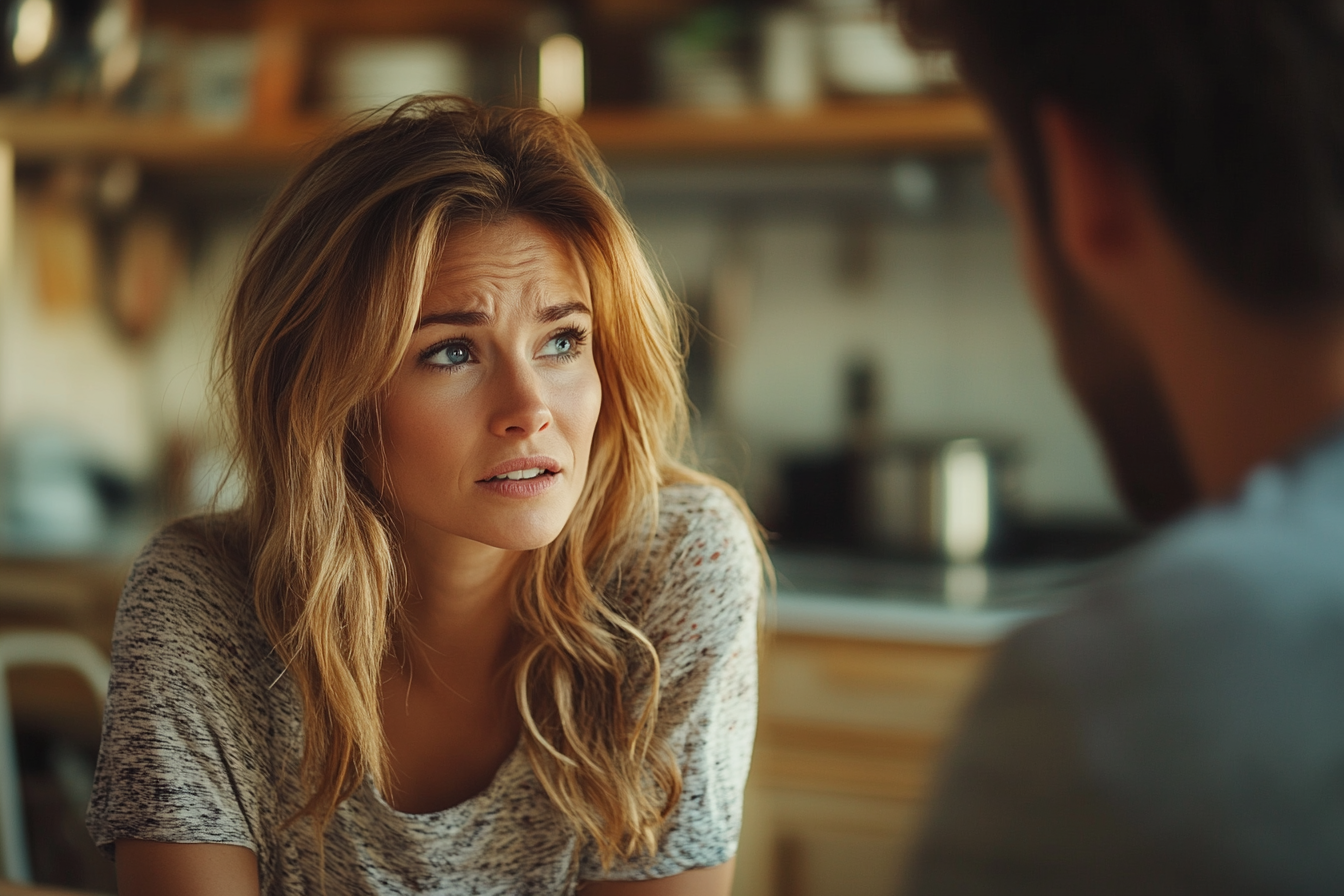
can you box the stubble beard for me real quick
[1036,242,1200,526]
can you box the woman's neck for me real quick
[396,523,523,682]
[379,526,526,814]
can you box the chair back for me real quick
[0,633,110,884]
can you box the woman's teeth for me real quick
[494,468,545,481]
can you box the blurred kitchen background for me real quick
[0,1,1143,894]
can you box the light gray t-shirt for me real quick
[902,422,1344,894]
[87,483,759,895]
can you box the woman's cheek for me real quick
[578,368,603,444]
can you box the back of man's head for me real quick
[897,0,1344,316]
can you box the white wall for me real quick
[145,216,253,449]
[633,206,1121,519]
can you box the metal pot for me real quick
[861,437,1017,562]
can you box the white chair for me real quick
[0,632,110,884]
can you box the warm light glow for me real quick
[99,37,140,95]
[12,0,54,67]
[539,33,584,118]
[90,0,129,54]
[0,141,14,276]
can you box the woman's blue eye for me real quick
[428,342,472,367]
[540,331,583,358]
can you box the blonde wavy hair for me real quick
[219,96,759,865]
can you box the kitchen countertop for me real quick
[769,592,1040,645]
[767,550,1104,645]
[0,540,1105,648]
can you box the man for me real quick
[890,2,1344,893]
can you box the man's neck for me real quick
[1145,290,1344,502]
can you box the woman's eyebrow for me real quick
[416,302,590,329]
[538,301,592,323]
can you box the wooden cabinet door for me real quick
[735,633,990,896]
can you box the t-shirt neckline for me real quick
[365,739,527,824]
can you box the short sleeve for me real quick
[86,520,273,860]
[582,484,762,881]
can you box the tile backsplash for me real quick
[625,160,1120,521]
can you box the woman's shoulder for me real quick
[117,512,257,649]
[634,481,762,630]
[126,512,247,595]
[651,482,759,573]
[92,513,285,864]
[655,480,756,549]
[136,511,247,570]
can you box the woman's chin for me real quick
[395,512,570,557]
[484,533,563,552]
[465,518,570,553]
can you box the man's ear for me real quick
[1038,104,1146,304]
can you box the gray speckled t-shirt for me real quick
[86,483,759,895]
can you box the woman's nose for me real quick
[487,361,552,437]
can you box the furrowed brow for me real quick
[537,302,592,323]
[416,310,493,329]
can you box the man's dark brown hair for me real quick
[897,0,1344,315]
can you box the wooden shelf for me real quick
[0,106,332,171]
[144,0,533,38]
[578,95,990,159]
[0,94,990,172]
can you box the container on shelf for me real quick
[3,428,105,554]
[324,38,470,117]
[653,6,750,112]
[182,34,257,128]
[809,0,924,95]
[759,8,820,113]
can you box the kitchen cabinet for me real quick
[734,631,991,896]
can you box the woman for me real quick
[87,97,763,895]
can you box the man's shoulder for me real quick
[1001,435,1344,761]
[1025,445,1344,669]
[984,449,1344,887]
